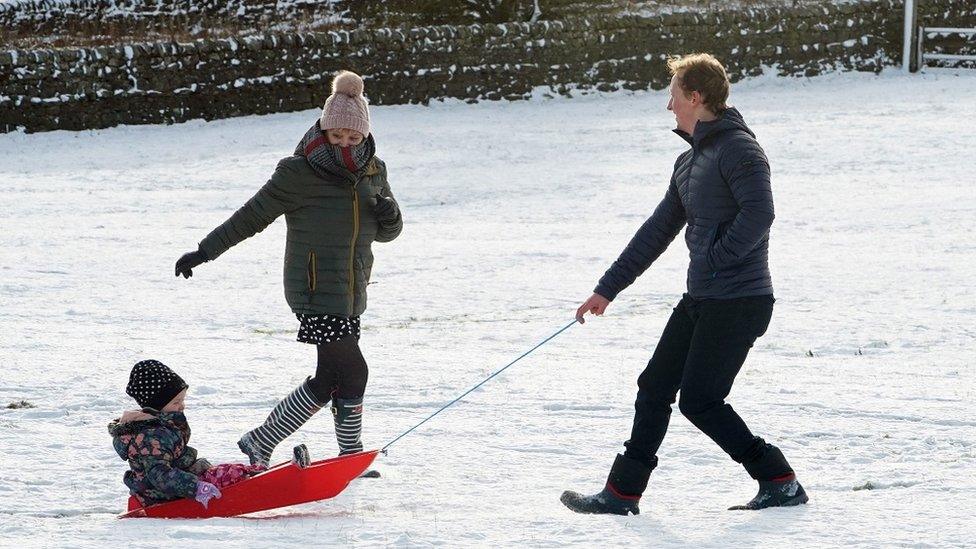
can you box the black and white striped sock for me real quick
[333,397,364,455]
[242,380,324,465]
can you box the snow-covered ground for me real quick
[1,69,974,547]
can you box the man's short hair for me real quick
[667,53,730,113]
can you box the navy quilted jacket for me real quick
[595,107,775,301]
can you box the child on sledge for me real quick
[173,70,402,467]
[109,360,265,508]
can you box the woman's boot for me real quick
[332,396,380,477]
[332,397,364,455]
[238,379,326,467]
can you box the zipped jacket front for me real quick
[199,154,401,317]
[596,107,774,301]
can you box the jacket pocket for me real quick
[307,250,317,294]
[712,223,726,245]
[703,221,729,271]
[705,224,720,250]
[691,224,718,263]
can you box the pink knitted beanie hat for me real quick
[319,70,370,137]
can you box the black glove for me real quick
[175,249,208,279]
[373,193,400,225]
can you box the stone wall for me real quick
[2,0,975,133]
[0,0,342,34]
[0,0,595,36]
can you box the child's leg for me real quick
[316,337,368,454]
[200,463,267,487]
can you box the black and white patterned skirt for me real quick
[296,314,361,345]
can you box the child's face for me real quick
[161,389,187,412]
[325,128,365,147]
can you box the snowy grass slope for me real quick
[0,68,974,547]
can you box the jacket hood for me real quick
[109,411,189,460]
[674,107,755,148]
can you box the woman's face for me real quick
[325,128,365,147]
[667,73,698,134]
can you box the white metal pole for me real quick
[903,0,915,72]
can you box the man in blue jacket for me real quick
[561,53,808,515]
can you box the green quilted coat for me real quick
[198,155,401,317]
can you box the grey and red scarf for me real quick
[295,122,375,180]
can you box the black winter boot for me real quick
[560,485,640,516]
[560,454,650,516]
[729,475,809,510]
[733,439,809,510]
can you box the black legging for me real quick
[307,337,368,403]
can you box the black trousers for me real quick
[307,336,369,403]
[623,293,784,477]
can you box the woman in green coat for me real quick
[174,71,402,467]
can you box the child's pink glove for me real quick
[194,481,221,508]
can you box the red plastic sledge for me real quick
[119,449,379,519]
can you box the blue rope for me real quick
[381,319,578,453]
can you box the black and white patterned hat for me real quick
[126,360,188,411]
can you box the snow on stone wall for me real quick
[1,0,974,133]
[0,0,344,31]
[0,0,587,32]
